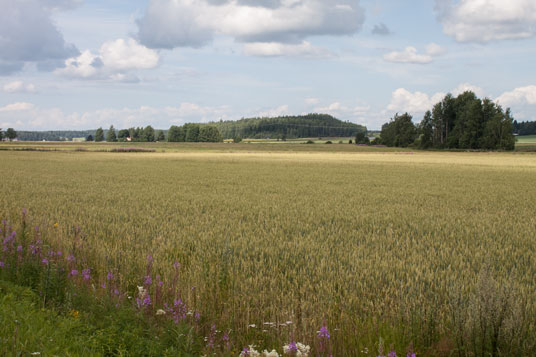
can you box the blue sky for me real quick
[1,0,535,130]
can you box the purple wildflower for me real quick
[101,283,106,289]
[143,294,152,306]
[17,245,22,253]
[194,311,201,322]
[147,255,153,263]
[107,271,114,281]
[388,352,398,357]
[406,354,416,357]
[318,325,330,339]
[113,288,119,295]
[0,261,4,268]
[172,298,187,322]
[242,347,250,356]
[207,324,216,349]
[34,225,39,232]
[144,275,152,285]
[287,341,298,353]
[173,261,180,269]
[56,251,62,257]
[82,268,91,281]
[71,269,79,276]
[42,258,49,265]
[67,254,75,262]
[223,331,231,350]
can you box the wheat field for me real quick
[1,146,535,355]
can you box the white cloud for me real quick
[387,88,445,113]
[383,43,446,64]
[496,85,536,106]
[0,102,233,130]
[386,83,487,114]
[3,81,36,93]
[256,105,290,117]
[137,0,365,49]
[56,38,159,80]
[436,0,536,43]
[0,102,35,112]
[313,101,370,118]
[304,97,320,105]
[0,0,79,74]
[243,41,332,58]
[452,83,484,97]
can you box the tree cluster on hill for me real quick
[378,91,516,150]
[168,123,223,142]
[513,120,536,136]
[211,114,366,139]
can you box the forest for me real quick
[378,91,516,150]
[211,114,366,139]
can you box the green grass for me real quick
[0,280,200,356]
[1,144,535,355]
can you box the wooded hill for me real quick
[210,114,367,139]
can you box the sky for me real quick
[1,0,535,131]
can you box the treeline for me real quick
[378,91,516,150]
[513,120,536,136]
[95,126,165,142]
[90,124,223,143]
[211,114,366,139]
[167,123,222,142]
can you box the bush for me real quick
[325,141,332,144]
[305,140,315,144]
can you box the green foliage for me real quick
[380,91,516,150]
[199,125,223,142]
[5,128,17,141]
[0,280,200,356]
[156,130,166,142]
[0,128,3,140]
[95,127,105,142]
[380,113,417,147]
[106,125,117,142]
[513,120,536,135]
[117,129,130,141]
[355,131,370,145]
[233,136,242,143]
[184,124,200,142]
[168,126,185,142]
[143,125,155,142]
[212,114,366,139]
[86,134,93,142]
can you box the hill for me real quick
[210,114,366,139]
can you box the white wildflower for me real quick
[263,350,280,357]
[156,309,166,316]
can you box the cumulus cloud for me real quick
[0,102,35,113]
[372,23,391,35]
[243,41,332,58]
[313,101,370,118]
[0,0,79,75]
[384,43,446,64]
[387,88,445,113]
[256,105,290,117]
[137,0,365,50]
[3,81,36,93]
[56,38,159,80]
[496,85,536,106]
[387,83,487,114]
[0,102,232,130]
[436,0,536,43]
[451,83,484,97]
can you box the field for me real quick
[1,143,536,355]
